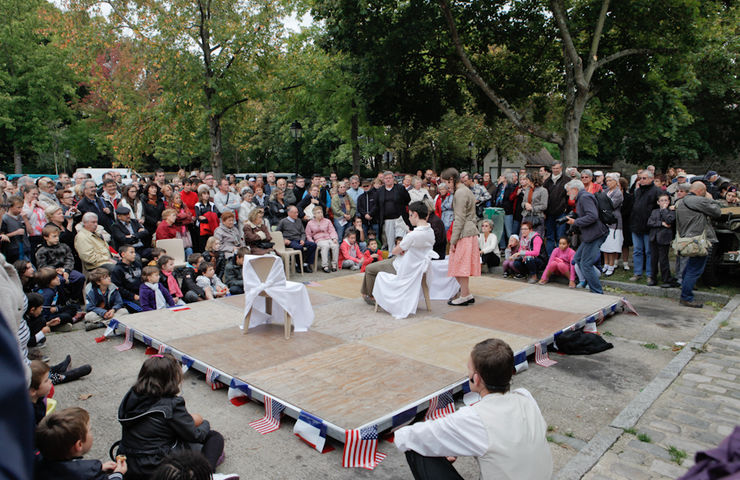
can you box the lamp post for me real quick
[468,141,475,173]
[290,120,303,174]
[64,149,70,175]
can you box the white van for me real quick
[74,168,139,185]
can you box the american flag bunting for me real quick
[205,367,225,390]
[343,425,386,469]
[425,390,455,421]
[249,396,285,434]
[228,378,251,406]
[115,327,133,352]
[535,341,557,367]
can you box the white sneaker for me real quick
[601,264,609,273]
[213,474,240,480]
[623,262,630,270]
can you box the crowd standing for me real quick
[0,162,735,479]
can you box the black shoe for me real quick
[85,321,106,332]
[646,279,657,287]
[322,266,330,273]
[502,272,509,278]
[448,295,475,306]
[50,355,72,374]
[54,364,92,384]
[304,265,313,273]
[680,299,703,308]
[661,281,680,288]
[514,273,525,279]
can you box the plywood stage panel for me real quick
[468,275,532,297]
[497,286,623,314]
[245,343,464,428]
[306,273,365,298]
[361,317,536,373]
[443,299,583,339]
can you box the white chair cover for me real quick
[372,225,435,319]
[427,259,460,300]
[241,255,314,332]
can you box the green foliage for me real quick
[668,445,687,465]
[637,433,652,443]
[643,343,659,350]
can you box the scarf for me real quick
[145,282,167,309]
[162,270,182,299]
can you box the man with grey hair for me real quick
[376,171,410,249]
[347,175,362,204]
[565,179,608,293]
[74,212,116,271]
[629,170,660,282]
[462,172,491,216]
[77,179,114,232]
[544,161,568,254]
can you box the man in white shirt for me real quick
[395,338,552,480]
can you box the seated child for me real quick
[180,253,209,302]
[157,255,185,303]
[35,224,85,303]
[152,450,221,480]
[35,267,82,329]
[14,259,36,292]
[196,262,228,298]
[501,234,521,278]
[361,238,382,272]
[84,268,128,330]
[338,230,363,270]
[139,266,176,311]
[35,407,127,480]
[24,292,56,349]
[202,237,226,278]
[30,359,54,426]
[351,217,367,252]
[222,247,247,295]
[147,247,165,267]
[118,354,227,479]
[538,236,576,288]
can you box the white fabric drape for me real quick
[427,259,460,301]
[241,255,314,332]
[373,225,436,319]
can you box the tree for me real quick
[0,0,79,173]
[438,0,707,166]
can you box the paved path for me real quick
[580,299,740,479]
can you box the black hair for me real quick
[408,200,429,219]
[27,292,44,311]
[152,450,212,480]
[132,353,182,398]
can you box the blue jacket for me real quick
[37,286,61,322]
[35,457,122,480]
[573,190,608,243]
[85,283,124,317]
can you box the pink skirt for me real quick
[448,235,481,278]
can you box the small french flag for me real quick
[228,378,251,406]
[294,410,327,452]
[169,305,191,312]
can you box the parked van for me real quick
[74,168,139,185]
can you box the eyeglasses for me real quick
[0,177,6,181]
[640,176,650,180]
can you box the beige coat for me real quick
[75,228,113,271]
[450,183,479,245]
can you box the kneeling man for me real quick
[395,338,552,479]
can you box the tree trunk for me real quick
[209,114,223,179]
[13,144,22,174]
[560,92,588,167]
[350,107,360,175]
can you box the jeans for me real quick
[574,234,607,294]
[675,254,688,283]
[288,240,317,265]
[545,214,568,255]
[631,232,652,277]
[681,255,708,302]
[334,218,349,242]
[501,214,514,249]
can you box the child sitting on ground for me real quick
[84,268,128,331]
[117,354,231,480]
[361,238,382,272]
[180,253,209,302]
[501,234,521,278]
[35,407,127,479]
[196,262,228,298]
[30,359,54,426]
[35,224,85,303]
[139,266,177,311]
[157,255,186,303]
[147,247,165,267]
[15,259,36,292]
[338,230,363,270]
[24,292,57,349]
[222,247,247,295]
[202,237,226,278]
[35,267,82,330]
[538,236,576,288]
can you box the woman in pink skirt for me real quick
[441,168,481,306]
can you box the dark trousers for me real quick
[545,214,568,255]
[288,240,317,265]
[649,241,673,282]
[481,252,501,268]
[405,451,464,480]
[513,256,545,276]
[681,255,708,302]
[200,430,225,472]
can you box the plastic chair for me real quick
[242,256,292,339]
[270,230,303,279]
[155,238,186,266]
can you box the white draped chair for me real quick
[241,255,314,339]
[373,251,437,320]
[426,258,461,301]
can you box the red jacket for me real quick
[338,240,362,268]
[180,190,199,217]
[361,248,381,272]
[156,221,179,240]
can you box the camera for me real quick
[556,212,576,225]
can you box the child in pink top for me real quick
[338,230,363,270]
[538,236,576,287]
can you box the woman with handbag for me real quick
[243,208,274,255]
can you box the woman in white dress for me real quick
[600,173,624,276]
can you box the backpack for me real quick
[594,191,617,225]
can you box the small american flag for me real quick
[157,344,167,354]
[425,390,455,420]
[596,310,606,326]
[343,425,386,470]
[205,367,225,390]
[115,327,134,352]
[535,342,557,367]
[249,396,285,434]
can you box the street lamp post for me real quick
[468,141,475,173]
[64,149,70,175]
[290,120,303,174]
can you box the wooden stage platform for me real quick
[106,274,627,444]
